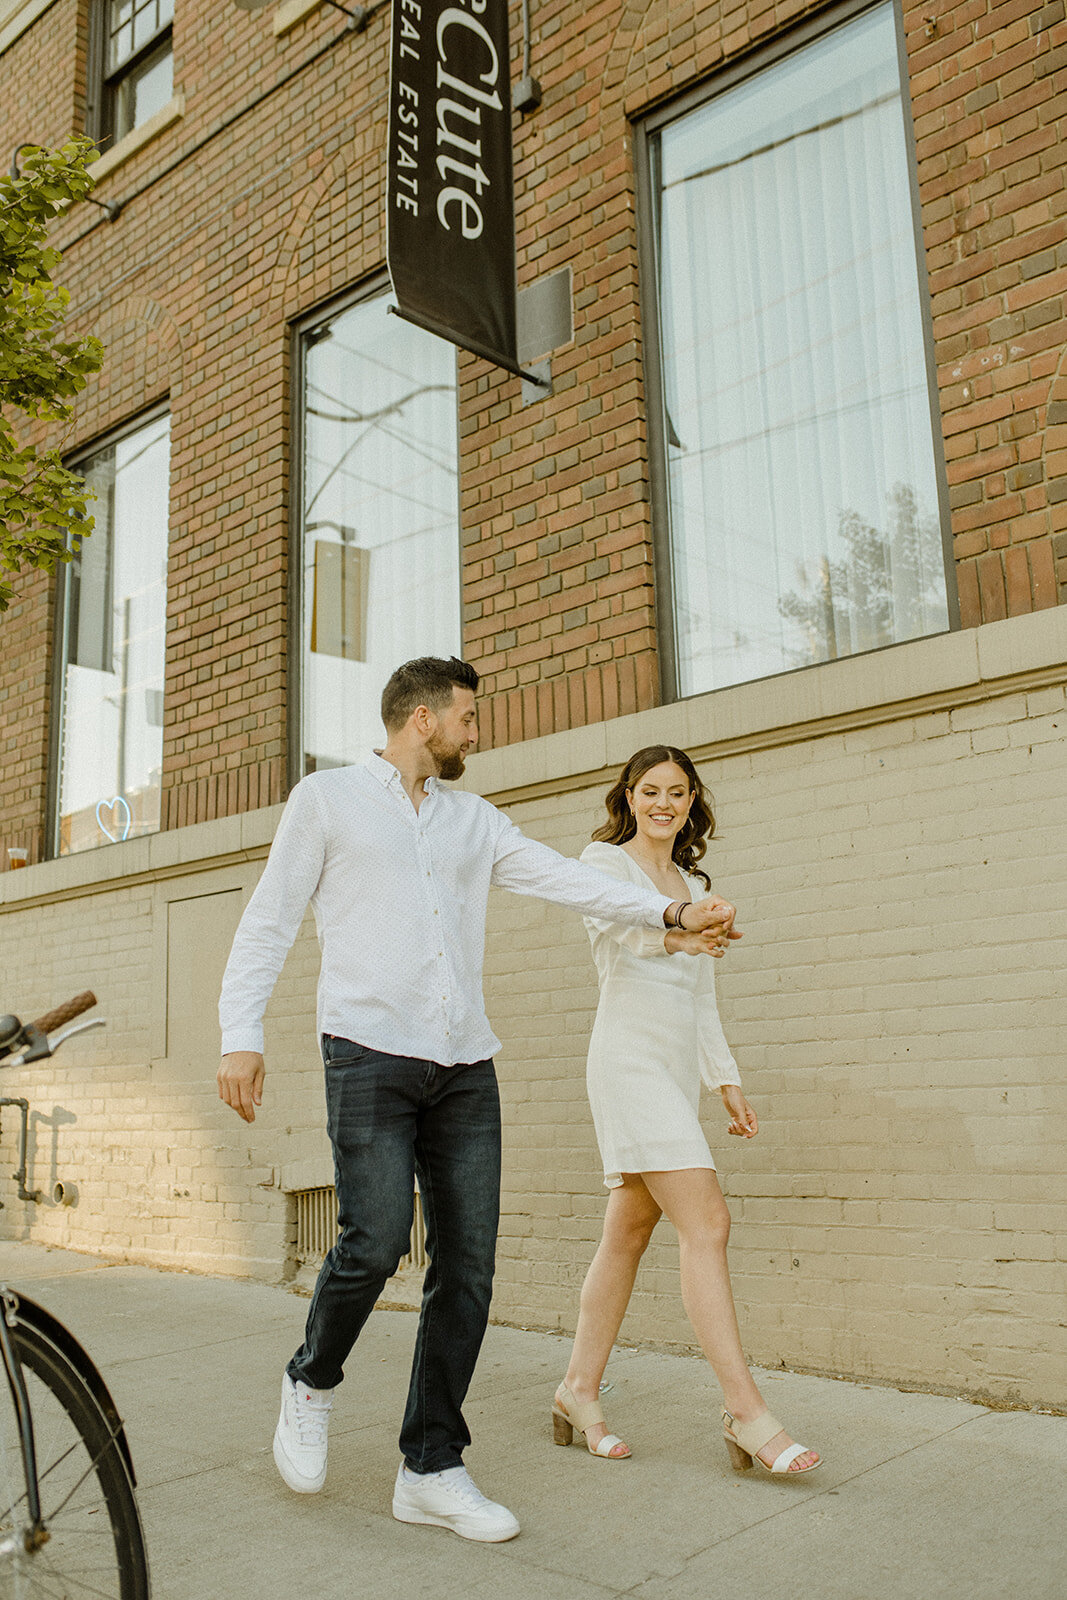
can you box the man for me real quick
[218,656,736,1543]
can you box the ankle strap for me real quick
[557,1385,605,1433]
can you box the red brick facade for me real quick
[1,0,1064,863]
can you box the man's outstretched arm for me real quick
[488,815,740,946]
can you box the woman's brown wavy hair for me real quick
[591,746,715,890]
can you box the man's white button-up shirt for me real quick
[219,753,675,1067]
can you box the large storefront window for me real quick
[298,290,460,772]
[644,0,952,697]
[54,411,170,855]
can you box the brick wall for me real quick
[911,0,1067,624]
[1,0,1065,870]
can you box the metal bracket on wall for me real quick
[517,267,573,406]
[521,358,552,405]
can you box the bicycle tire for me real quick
[0,1305,150,1598]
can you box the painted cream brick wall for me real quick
[0,612,1064,1407]
[483,639,1067,1408]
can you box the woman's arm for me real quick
[694,934,743,1089]
[721,1083,758,1138]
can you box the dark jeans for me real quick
[286,1038,501,1474]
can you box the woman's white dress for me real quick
[581,841,741,1189]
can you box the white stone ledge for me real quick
[0,0,57,55]
[87,92,185,184]
[273,0,322,37]
[0,804,282,914]
[463,608,1067,804]
[2,608,1064,910]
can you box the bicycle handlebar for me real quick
[30,992,97,1036]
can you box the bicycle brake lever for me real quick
[15,1023,50,1063]
[4,1016,106,1068]
[48,1017,106,1050]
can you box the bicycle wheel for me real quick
[0,1300,150,1598]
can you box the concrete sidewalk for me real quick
[0,1240,1060,1600]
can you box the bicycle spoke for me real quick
[0,1310,149,1599]
[2,1561,127,1600]
[40,1421,125,1523]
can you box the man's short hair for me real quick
[380,656,480,732]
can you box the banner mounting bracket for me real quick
[387,307,552,389]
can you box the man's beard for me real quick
[427,731,466,780]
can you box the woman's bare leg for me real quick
[641,1167,818,1471]
[560,1176,661,1452]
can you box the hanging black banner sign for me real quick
[387,0,533,380]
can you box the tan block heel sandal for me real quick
[722,1409,821,1475]
[552,1384,631,1459]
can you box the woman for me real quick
[551,746,820,1477]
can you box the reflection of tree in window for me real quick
[648,1,951,696]
[778,483,946,665]
[304,383,456,525]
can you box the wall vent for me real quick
[294,1185,426,1272]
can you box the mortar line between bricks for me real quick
[618,1411,997,1597]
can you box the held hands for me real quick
[667,896,742,957]
[721,1083,758,1138]
[217,1051,265,1123]
[665,928,728,956]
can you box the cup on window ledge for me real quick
[6,848,28,870]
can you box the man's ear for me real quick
[411,703,435,737]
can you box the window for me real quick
[642,0,953,698]
[89,0,174,146]
[52,412,170,855]
[297,289,460,774]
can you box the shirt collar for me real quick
[365,751,438,795]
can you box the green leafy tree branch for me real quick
[0,138,104,611]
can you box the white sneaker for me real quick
[391,1462,520,1542]
[273,1374,333,1493]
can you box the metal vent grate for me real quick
[294,1186,426,1272]
[295,1186,339,1265]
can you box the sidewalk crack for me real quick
[618,1410,995,1596]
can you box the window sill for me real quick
[463,605,1067,805]
[2,607,1063,911]
[273,0,321,37]
[0,807,279,914]
[88,91,185,184]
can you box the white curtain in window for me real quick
[301,297,460,770]
[656,1,950,695]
